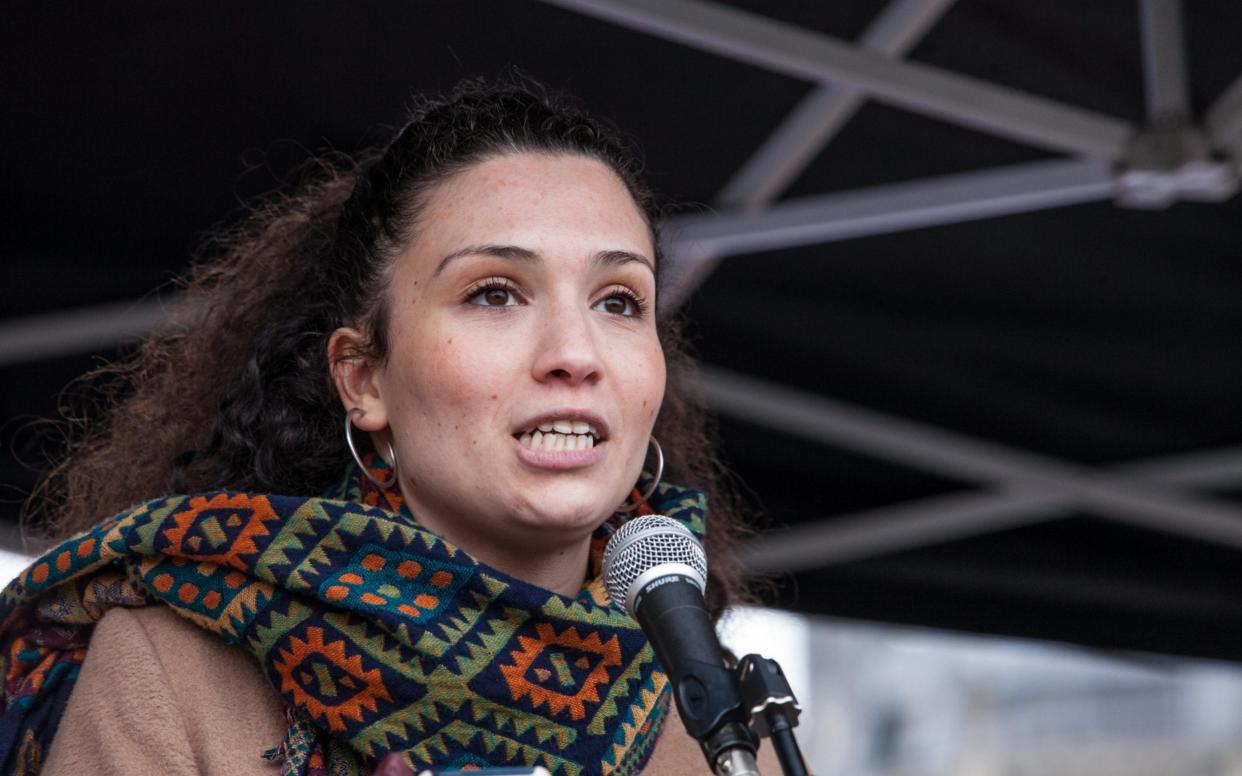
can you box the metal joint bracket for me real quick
[1116,122,1238,208]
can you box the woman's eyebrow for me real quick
[434,245,655,276]
[593,249,655,275]
[434,244,537,276]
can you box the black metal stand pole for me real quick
[737,654,809,776]
[767,723,808,776]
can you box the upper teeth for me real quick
[518,419,601,452]
[536,420,597,436]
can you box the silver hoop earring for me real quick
[345,408,399,489]
[617,436,663,513]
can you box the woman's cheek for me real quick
[436,334,518,409]
[643,345,667,424]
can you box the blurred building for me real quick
[726,607,1242,776]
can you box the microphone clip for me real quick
[737,654,802,738]
[737,654,808,776]
[671,657,751,740]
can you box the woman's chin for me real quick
[509,489,620,534]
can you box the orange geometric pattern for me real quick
[0,468,704,776]
[160,493,281,570]
[321,547,463,621]
[499,624,622,721]
[272,625,394,732]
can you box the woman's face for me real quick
[352,152,665,555]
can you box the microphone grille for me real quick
[602,515,708,614]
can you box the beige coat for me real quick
[44,606,781,775]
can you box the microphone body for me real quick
[603,516,759,775]
[632,568,721,669]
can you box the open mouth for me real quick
[515,419,602,452]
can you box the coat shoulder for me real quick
[43,605,286,776]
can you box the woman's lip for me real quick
[512,436,606,470]
[514,409,610,439]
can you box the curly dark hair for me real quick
[25,77,753,620]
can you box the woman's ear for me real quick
[328,327,388,432]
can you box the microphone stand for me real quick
[670,653,807,776]
[601,517,806,775]
[665,657,761,775]
[738,655,808,776]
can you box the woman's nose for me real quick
[531,304,603,386]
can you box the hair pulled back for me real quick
[27,77,751,618]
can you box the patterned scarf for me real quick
[0,458,706,775]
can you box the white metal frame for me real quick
[705,367,1242,573]
[663,0,959,306]
[537,0,1242,574]
[0,299,168,365]
[663,158,1116,262]
[545,0,1133,156]
[531,0,1242,573]
[540,0,1240,255]
[7,1,1242,584]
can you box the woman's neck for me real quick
[406,508,593,598]
[465,537,593,598]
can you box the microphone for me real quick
[603,516,759,776]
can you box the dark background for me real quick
[5,2,1242,661]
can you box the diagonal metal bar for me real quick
[744,449,1242,574]
[665,158,1116,263]
[0,298,167,366]
[5,163,1114,365]
[541,0,1134,158]
[1205,71,1242,150]
[665,0,958,308]
[743,442,1242,573]
[1075,479,1242,548]
[705,366,1097,488]
[708,367,1242,572]
[1116,445,1242,488]
[742,488,1069,572]
[717,0,959,212]
[1138,0,1191,123]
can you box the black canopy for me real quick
[5,0,1242,661]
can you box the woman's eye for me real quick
[593,293,639,317]
[469,286,518,307]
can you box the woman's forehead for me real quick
[408,152,655,270]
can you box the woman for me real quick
[0,78,766,775]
